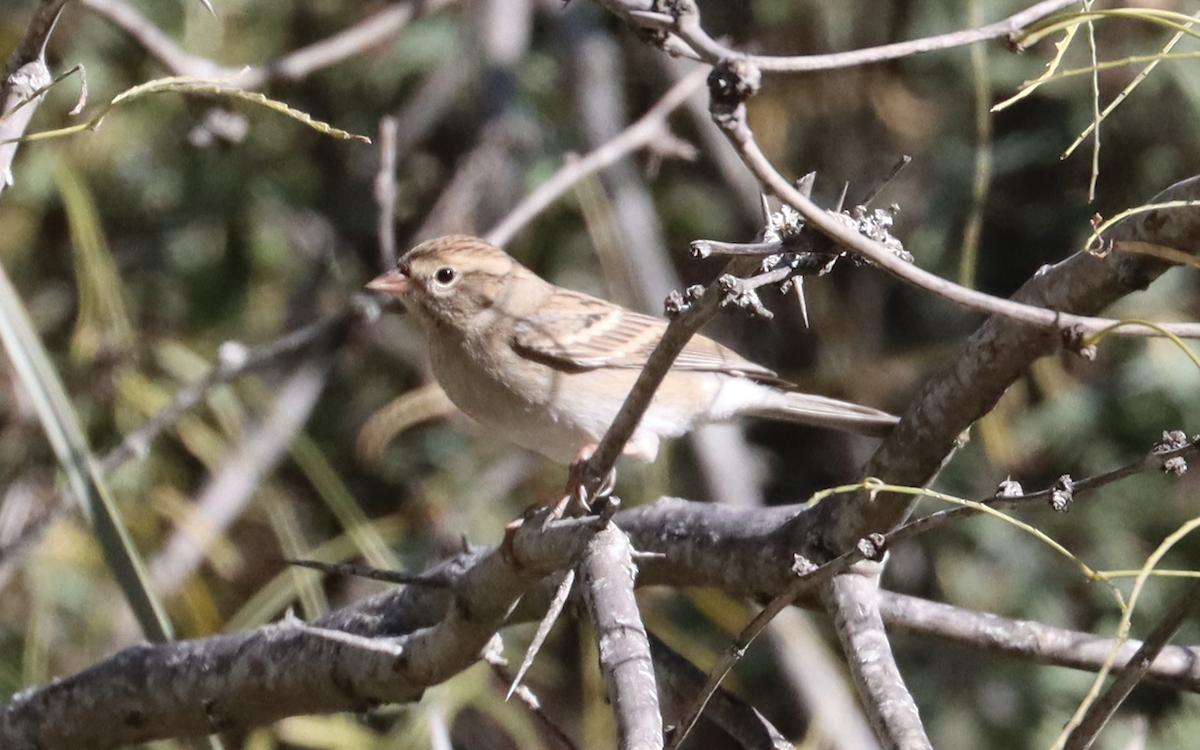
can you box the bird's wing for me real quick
[512,287,783,382]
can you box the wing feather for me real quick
[512,287,785,384]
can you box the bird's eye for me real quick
[434,267,456,285]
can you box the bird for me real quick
[366,235,897,466]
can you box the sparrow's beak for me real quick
[367,269,411,295]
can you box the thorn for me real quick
[793,276,809,328]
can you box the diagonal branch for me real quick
[580,522,663,750]
[1063,577,1200,750]
[0,512,605,750]
[98,310,360,475]
[826,565,932,750]
[484,65,707,249]
[880,591,1200,694]
[82,0,460,87]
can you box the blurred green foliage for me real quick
[1,0,1200,748]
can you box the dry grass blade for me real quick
[0,263,173,642]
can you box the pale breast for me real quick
[426,321,749,463]
[425,327,596,463]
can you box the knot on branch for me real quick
[717,273,773,319]
[1049,474,1075,512]
[1154,429,1192,476]
[1155,429,1190,453]
[664,284,706,318]
[1061,324,1097,360]
[1164,456,1189,476]
[791,553,818,576]
[835,204,911,265]
[856,533,887,562]
[995,477,1024,498]
[632,1,674,48]
[653,0,696,24]
[707,57,760,127]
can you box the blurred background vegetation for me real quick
[1,0,1199,748]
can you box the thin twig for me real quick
[579,270,747,497]
[374,116,399,271]
[82,0,459,87]
[507,569,575,699]
[286,559,453,588]
[485,66,707,248]
[484,648,582,750]
[597,0,1075,71]
[651,633,797,750]
[98,310,358,475]
[716,66,1200,340]
[1064,577,1200,750]
[890,436,1199,545]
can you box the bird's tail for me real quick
[742,391,899,438]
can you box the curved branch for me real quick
[82,0,460,87]
[593,0,1078,72]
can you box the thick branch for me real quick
[0,514,603,749]
[811,175,1200,555]
[6,497,1200,747]
[580,523,663,750]
[826,566,931,750]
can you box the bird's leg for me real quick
[559,444,617,518]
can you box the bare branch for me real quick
[592,0,1076,71]
[652,634,795,750]
[703,64,1200,554]
[826,566,932,750]
[98,310,360,475]
[580,522,663,750]
[4,0,70,78]
[880,592,1200,694]
[484,648,582,750]
[485,66,707,249]
[717,86,1200,342]
[82,0,459,87]
[579,268,751,498]
[1064,578,1200,750]
[8,495,1200,746]
[0,513,604,749]
[888,434,1199,546]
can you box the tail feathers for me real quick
[742,391,899,438]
